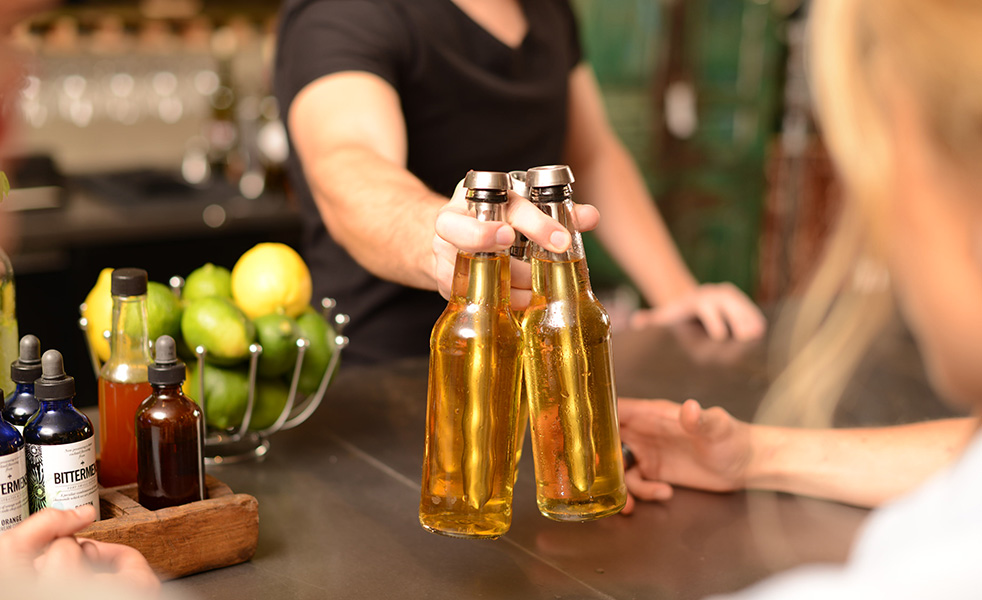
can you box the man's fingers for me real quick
[506,197,572,253]
[694,301,729,341]
[435,211,514,253]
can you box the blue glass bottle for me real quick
[2,335,42,434]
[0,389,30,530]
[24,350,100,516]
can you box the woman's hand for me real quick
[433,179,600,309]
[618,398,754,515]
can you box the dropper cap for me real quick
[148,335,185,386]
[34,350,75,401]
[11,334,42,384]
[111,268,148,296]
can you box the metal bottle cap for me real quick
[525,165,575,188]
[508,171,528,198]
[463,170,510,191]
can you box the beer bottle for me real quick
[522,164,626,521]
[420,171,522,539]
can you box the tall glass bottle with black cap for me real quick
[522,164,626,521]
[99,268,153,487]
[24,350,99,516]
[420,171,523,539]
[137,335,204,510]
[3,334,42,433]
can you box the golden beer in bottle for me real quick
[420,171,523,539]
[507,170,530,480]
[522,165,626,521]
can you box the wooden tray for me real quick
[75,475,259,581]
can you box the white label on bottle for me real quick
[0,449,29,531]
[26,439,100,517]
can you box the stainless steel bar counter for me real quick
[167,318,953,599]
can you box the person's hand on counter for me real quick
[0,505,160,597]
[629,283,766,342]
[433,178,600,309]
[618,398,975,514]
[618,398,752,515]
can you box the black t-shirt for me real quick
[275,0,582,364]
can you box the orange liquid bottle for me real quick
[98,268,152,487]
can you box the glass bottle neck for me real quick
[150,383,185,396]
[529,199,586,263]
[14,382,34,395]
[38,398,73,411]
[452,200,510,305]
[107,294,151,367]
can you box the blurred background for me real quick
[0,0,834,398]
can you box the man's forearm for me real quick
[303,145,446,290]
[746,417,976,507]
[571,139,697,307]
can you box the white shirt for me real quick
[717,430,982,599]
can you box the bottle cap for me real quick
[463,170,510,191]
[148,335,186,386]
[34,349,75,401]
[11,334,42,384]
[508,170,529,198]
[111,268,148,296]
[526,165,575,188]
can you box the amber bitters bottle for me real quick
[136,335,204,510]
[521,165,626,521]
[420,171,523,539]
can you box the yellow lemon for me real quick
[231,243,312,319]
[82,268,114,362]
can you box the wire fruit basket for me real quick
[79,289,349,464]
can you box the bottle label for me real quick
[26,439,100,517]
[0,450,29,531]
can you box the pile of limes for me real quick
[82,243,337,432]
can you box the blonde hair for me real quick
[757,0,982,427]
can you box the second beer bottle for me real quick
[522,165,626,521]
[98,268,153,487]
[419,171,522,539]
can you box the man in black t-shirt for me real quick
[275,0,765,364]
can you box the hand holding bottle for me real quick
[433,178,600,309]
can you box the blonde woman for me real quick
[613,0,982,596]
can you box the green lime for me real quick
[254,313,300,377]
[249,377,290,431]
[181,296,255,366]
[182,263,233,302]
[147,281,183,344]
[186,361,249,431]
[294,308,336,395]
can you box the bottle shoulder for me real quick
[0,421,24,454]
[136,393,201,424]
[24,405,94,444]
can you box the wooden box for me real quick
[75,475,259,581]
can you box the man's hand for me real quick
[433,179,600,309]
[0,506,160,595]
[618,398,753,515]
[630,282,766,341]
